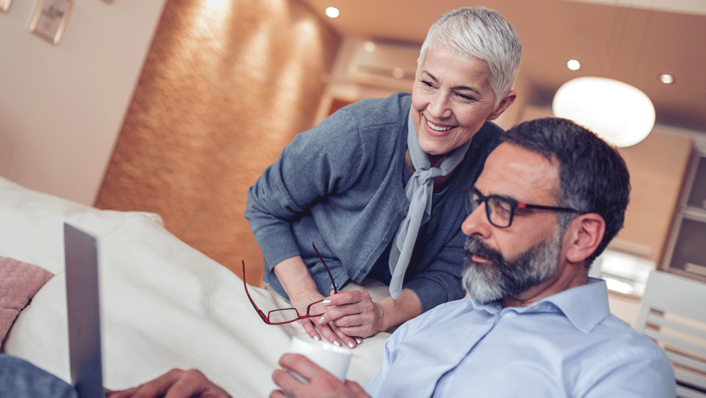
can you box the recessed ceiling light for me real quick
[659,73,674,84]
[392,67,405,79]
[325,7,340,18]
[567,59,581,71]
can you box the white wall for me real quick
[0,0,166,205]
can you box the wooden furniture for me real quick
[634,271,706,397]
[663,152,706,283]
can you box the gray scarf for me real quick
[388,109,471,299]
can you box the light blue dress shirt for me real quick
[364,279,675,397]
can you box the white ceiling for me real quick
[299,0,706,133]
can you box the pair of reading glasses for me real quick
[468,187,580,229]
[243,242,338,325]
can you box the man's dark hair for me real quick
[499,117,631,265]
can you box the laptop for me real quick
[64,222,105,398]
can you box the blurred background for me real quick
[1,0,705,325]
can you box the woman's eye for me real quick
[456,93,476,102]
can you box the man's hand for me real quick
[270,354,370,398]
[106,368,231,398]
[318,290,384,339]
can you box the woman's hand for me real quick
[289,291,358,348]
[319,288,423,342]
[318,289,385,339]
[273,256,360,348]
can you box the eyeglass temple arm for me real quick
[241,260,269,323]
[312,243,338,294]
[517,202,579,212]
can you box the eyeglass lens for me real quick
[470,189,514,228]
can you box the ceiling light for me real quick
[567,59,581,71]
[659,73,674,84]
[325,7,340,18]
[553,77,655,147]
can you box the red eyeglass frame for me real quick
[242,242,338,325]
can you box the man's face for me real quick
[462,223,563,304]
[461,143,567,304]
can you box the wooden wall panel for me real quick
[95,0,341,285]
[617,129,693,264]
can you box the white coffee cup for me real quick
[288,336,353,382]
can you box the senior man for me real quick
[270,117,676,398]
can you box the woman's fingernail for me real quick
[334,340,341,347]
[355,338,362,344]
[313,335,321,341]
[318,317,325,324]
[348,341,355,348]
[322,299,331,306]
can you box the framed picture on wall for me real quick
[1,0,13,13]
[29,0,73,45]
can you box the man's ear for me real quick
[565,213,605,264]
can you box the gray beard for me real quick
[462,227,563,304]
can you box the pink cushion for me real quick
[0,257,54,342]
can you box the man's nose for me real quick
[462,202,492,238]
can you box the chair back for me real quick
[635,271,706,398]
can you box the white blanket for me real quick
[0,176,388,397]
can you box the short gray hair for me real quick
[499,118,631,266]
[419,7,522,108]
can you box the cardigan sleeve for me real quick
[244,109,366,271]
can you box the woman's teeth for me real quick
[427,120,453,132]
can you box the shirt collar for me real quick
[468,278,611,334]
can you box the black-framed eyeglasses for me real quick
[242,242,338,325]
[467,187,580,229]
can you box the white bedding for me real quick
[0,176,388,397]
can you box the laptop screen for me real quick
[64,223,105,398]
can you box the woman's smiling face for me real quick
[411,46,514,157]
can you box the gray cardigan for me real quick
[245,93,500,312]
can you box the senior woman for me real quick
[245,6,521,349]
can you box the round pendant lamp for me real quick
[552,77,655,147]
